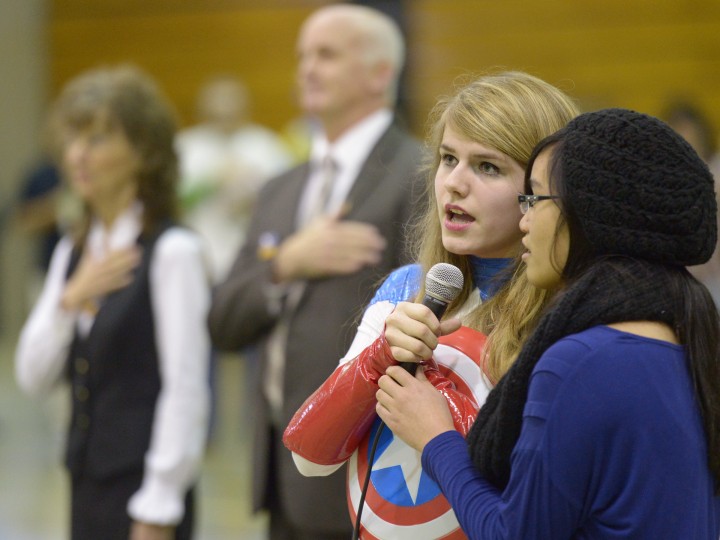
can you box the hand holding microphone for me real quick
[384,263,464,374]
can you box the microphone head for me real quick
[425,263,464,303]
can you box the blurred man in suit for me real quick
[208,4,423,539]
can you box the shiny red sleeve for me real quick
[425,326,489,435]
[423,364,480,436]
[282,333,397,465]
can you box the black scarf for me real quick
[467,257,682,488]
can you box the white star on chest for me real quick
[371,430,424,504]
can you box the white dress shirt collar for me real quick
[311,109,393,166]
[86,201,144,256]
[304,108,393,216]
[310,108,393,169]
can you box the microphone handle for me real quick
[400,294,449,375]
[400,361,420,375]
[423,294,449,319]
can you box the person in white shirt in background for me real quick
[176,76,293,446]
[176,75,293,285]
[15,64,210,540]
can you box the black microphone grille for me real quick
[425,263,464,303]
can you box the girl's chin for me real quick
[441,239,476,257]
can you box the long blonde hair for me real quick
[410,71,580,382]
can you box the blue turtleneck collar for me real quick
[469,256,513,301]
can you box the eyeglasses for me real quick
[518,193,560,214]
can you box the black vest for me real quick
[64,226,168,480]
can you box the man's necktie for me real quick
[264,154,338,421]
[303,154,337,223]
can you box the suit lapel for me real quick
[343,124,403,218]
[278,163,312,233]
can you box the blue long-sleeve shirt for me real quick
[422,325,720,539]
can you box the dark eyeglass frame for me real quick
[518,193,561,214]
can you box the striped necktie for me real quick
[264,154,338,420]
[303,154,337,223]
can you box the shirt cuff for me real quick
[421,430,465,477]
[127,474,185,526]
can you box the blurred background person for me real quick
[15,157,62,297]
[663,100,720,177]
[176,74,293,286]
[15,65,211,540]
[208,4,424,539]
[14,150,84,305]
[663,100,720,308]
[176,75,293,444]
[12,109,76,307]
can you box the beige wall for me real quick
[407,0,720,134]
[49,0,326,131]
[48,0,720,136]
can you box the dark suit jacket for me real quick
[209,123,424,533]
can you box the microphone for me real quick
[401,263,464,374]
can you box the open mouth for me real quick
[446,208,475,224]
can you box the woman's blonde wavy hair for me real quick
[410,70,580,382]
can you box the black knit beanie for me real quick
[558,108,717,266]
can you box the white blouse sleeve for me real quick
[127,227,211,525]
[15,236,78,396]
